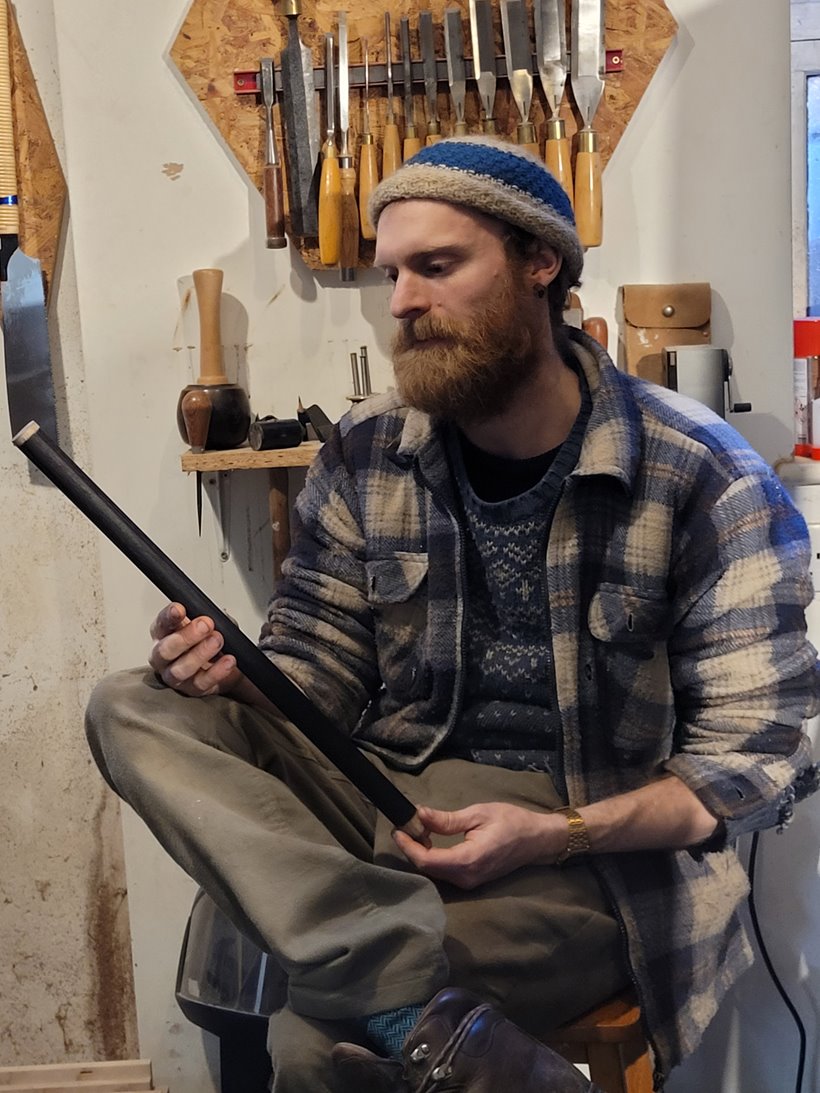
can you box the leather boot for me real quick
[333,987,602,1092]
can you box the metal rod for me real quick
[12,421,422,837]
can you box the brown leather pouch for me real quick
[620,283,711,386]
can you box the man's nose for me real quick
[390,273,430,321]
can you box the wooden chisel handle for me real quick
[383,121,402,178]
[319,141,342,265]
[263,163,286,248]
[575,128,602,248]
[545,118,573,209]
[403,127,423,160]
[582,316,608,350]
[193,269,228,385]
[359,138,379,240]
[339,162,359,278]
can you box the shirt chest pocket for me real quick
[588,584,674,760]
[365,553,429,698]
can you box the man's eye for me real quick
[425,263,448,277]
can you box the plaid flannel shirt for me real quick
[261,329,818,1082]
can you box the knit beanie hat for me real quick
[368,136,583,284]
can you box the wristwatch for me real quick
[554,806,591,865]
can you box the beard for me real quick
[390,267,539,425]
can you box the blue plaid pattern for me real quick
[259,329,818,1081]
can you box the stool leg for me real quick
[587,1044,626,1093]
[621,1041,656,1093]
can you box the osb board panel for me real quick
[9,1,66,299]
[170,0,676,269]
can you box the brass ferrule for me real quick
[546,117,566,141]
[283,0,301,16]
[518,122,536,146]
[362,132,374,145]
[577,128,598,154]
[483,118,496,134]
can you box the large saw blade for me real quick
[3,248,58,440]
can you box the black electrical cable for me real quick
[746,830,807,1093]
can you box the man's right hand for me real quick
[148,602,244,698]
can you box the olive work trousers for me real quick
[86,668,629,1092]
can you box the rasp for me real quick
[419,12,441,143]
[469,0,497,133]
[318,34,341,266]
[0,0,58,443]
[534,0,573,203]
[382,13,402,176]
[337,12,359,281]
[280,0,320,238]
[571,0,605,246]
[500,0,538,155]
[444,8,468,136]
[260,58,286,248]
[400,17,423,158]
[11,423,424,841]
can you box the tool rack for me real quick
[170,0,677,272]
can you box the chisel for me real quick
[444,8,468,136]
[469,0,497,134]
[535,0,573,204]
[571,0,605,246]
[280,0,320,238]
[358,41,379,239]
[260,58,287,248]
[400,17,423,158]
[318,34,341,266]
[419,12,442,144]
[382,13,402,177]
[337,13,359,281]
[501,0,539,155]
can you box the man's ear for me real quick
[528,244,563,288]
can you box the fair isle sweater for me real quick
[260,330,819,1084]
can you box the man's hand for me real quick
[148,602,243,698]
[393,802,565,890]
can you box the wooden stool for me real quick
[546,992,657,1093]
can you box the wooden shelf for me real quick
[180,441,321,473]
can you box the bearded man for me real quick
[86,139,818,1092]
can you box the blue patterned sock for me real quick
[363,1002,425,1059]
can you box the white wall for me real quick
[5,0,817,1089]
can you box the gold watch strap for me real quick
[554,806,591,865]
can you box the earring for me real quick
[534,284,546,299]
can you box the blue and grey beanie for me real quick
[368,136,583,284]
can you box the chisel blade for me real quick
[469,0,497,128]
[500,0,534,124]
[280,0,320,237]
[444,8,467,129]
[534,0,567,116]
[419,12,440,135]
[571,0,605,126]
[3,249,58,441]
[400,16,415,125]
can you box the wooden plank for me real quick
[0,1083,152,1092]
[7,1,67,300]
[180,439,320,472]
[0,1059,152,1088]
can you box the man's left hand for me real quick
[393,802,564,889]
